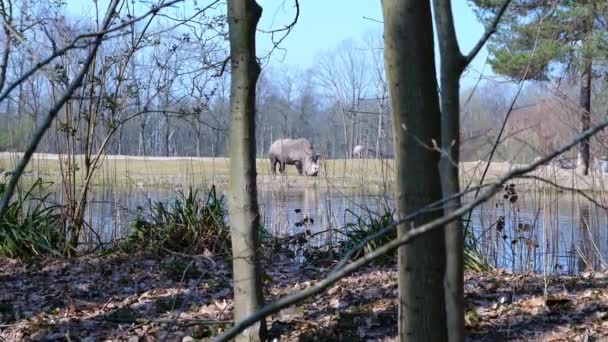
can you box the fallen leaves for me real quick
[3,253,608,341]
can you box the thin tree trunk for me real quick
[350,113,357,156]
[341,108,349,159]
[162,114,169,156]
[139,119,146,155]
[578,41,592,175]
[196,130,201,157]
[227,0,266,341]
[261,112,267,158]
[382,0,447,340]
[17,63,24,118]
[210,127,217,157]
[117,125,123,155]
[0,7,11,95]
[433,0,465,340]
[376,97,383,158]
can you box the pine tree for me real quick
[470,0,608,174]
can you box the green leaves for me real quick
[469,0,608,80]
[488,40,567,80]
[0,178,69,259]
[123,185,231,255]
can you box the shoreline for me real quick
[3,152,608,192]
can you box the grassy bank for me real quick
[3,153,608,193]
[0,153,395,192]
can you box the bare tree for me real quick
[364,32,390,158]
[317,39,371,158]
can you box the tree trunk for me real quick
[139,119,146,156]
[227,0,266,341]
[163,114,171,156]
[578,43,592,176]
[433,0,466,340]
[350,111,357,157]
[117,125,123,155]
[382,0,447,340]
[341,108,349,159]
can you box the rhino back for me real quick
[269,139,314,160]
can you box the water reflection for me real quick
[43,182,608,275]
[469,189,608,275]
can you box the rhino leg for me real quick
[295,161,303,175]
[270,156,278,175]
[279,160,286,174]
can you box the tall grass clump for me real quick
[0,179,69,259]
[337,208,397,262]
[123,186,230,255]
[337,207,489,271]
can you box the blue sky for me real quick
[68,0,493,89]
[256,0,493,88]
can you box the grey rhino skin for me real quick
[268,138,320,176]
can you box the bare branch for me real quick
[362,16,383,24]
[257,0,299,61]
[464,0,512,67]
[0,0,122,218]
[119,109,226,131]
[213,56,231,77]
[517,175,608,210]
[0,0,183,105]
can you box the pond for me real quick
[49,182,608,275]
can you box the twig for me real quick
[362,16,383,24]
[517,174,608,210]
[257,0,299,61]
[159,246,217,266]
[213,56,231,77]
[138,318,233,326]
[464,0,512,67]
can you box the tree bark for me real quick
[376,96,384,159]
[163,114,171,156]
[0,1,11,95]
[578,43,592,176]
[227,0,266,341]
[432,1,466,341]
[138,118,146,155]
[382,0,447,340]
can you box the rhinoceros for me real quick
[268,138,320,176]
[353,145,366,159]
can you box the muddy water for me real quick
[57,184,608,275]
